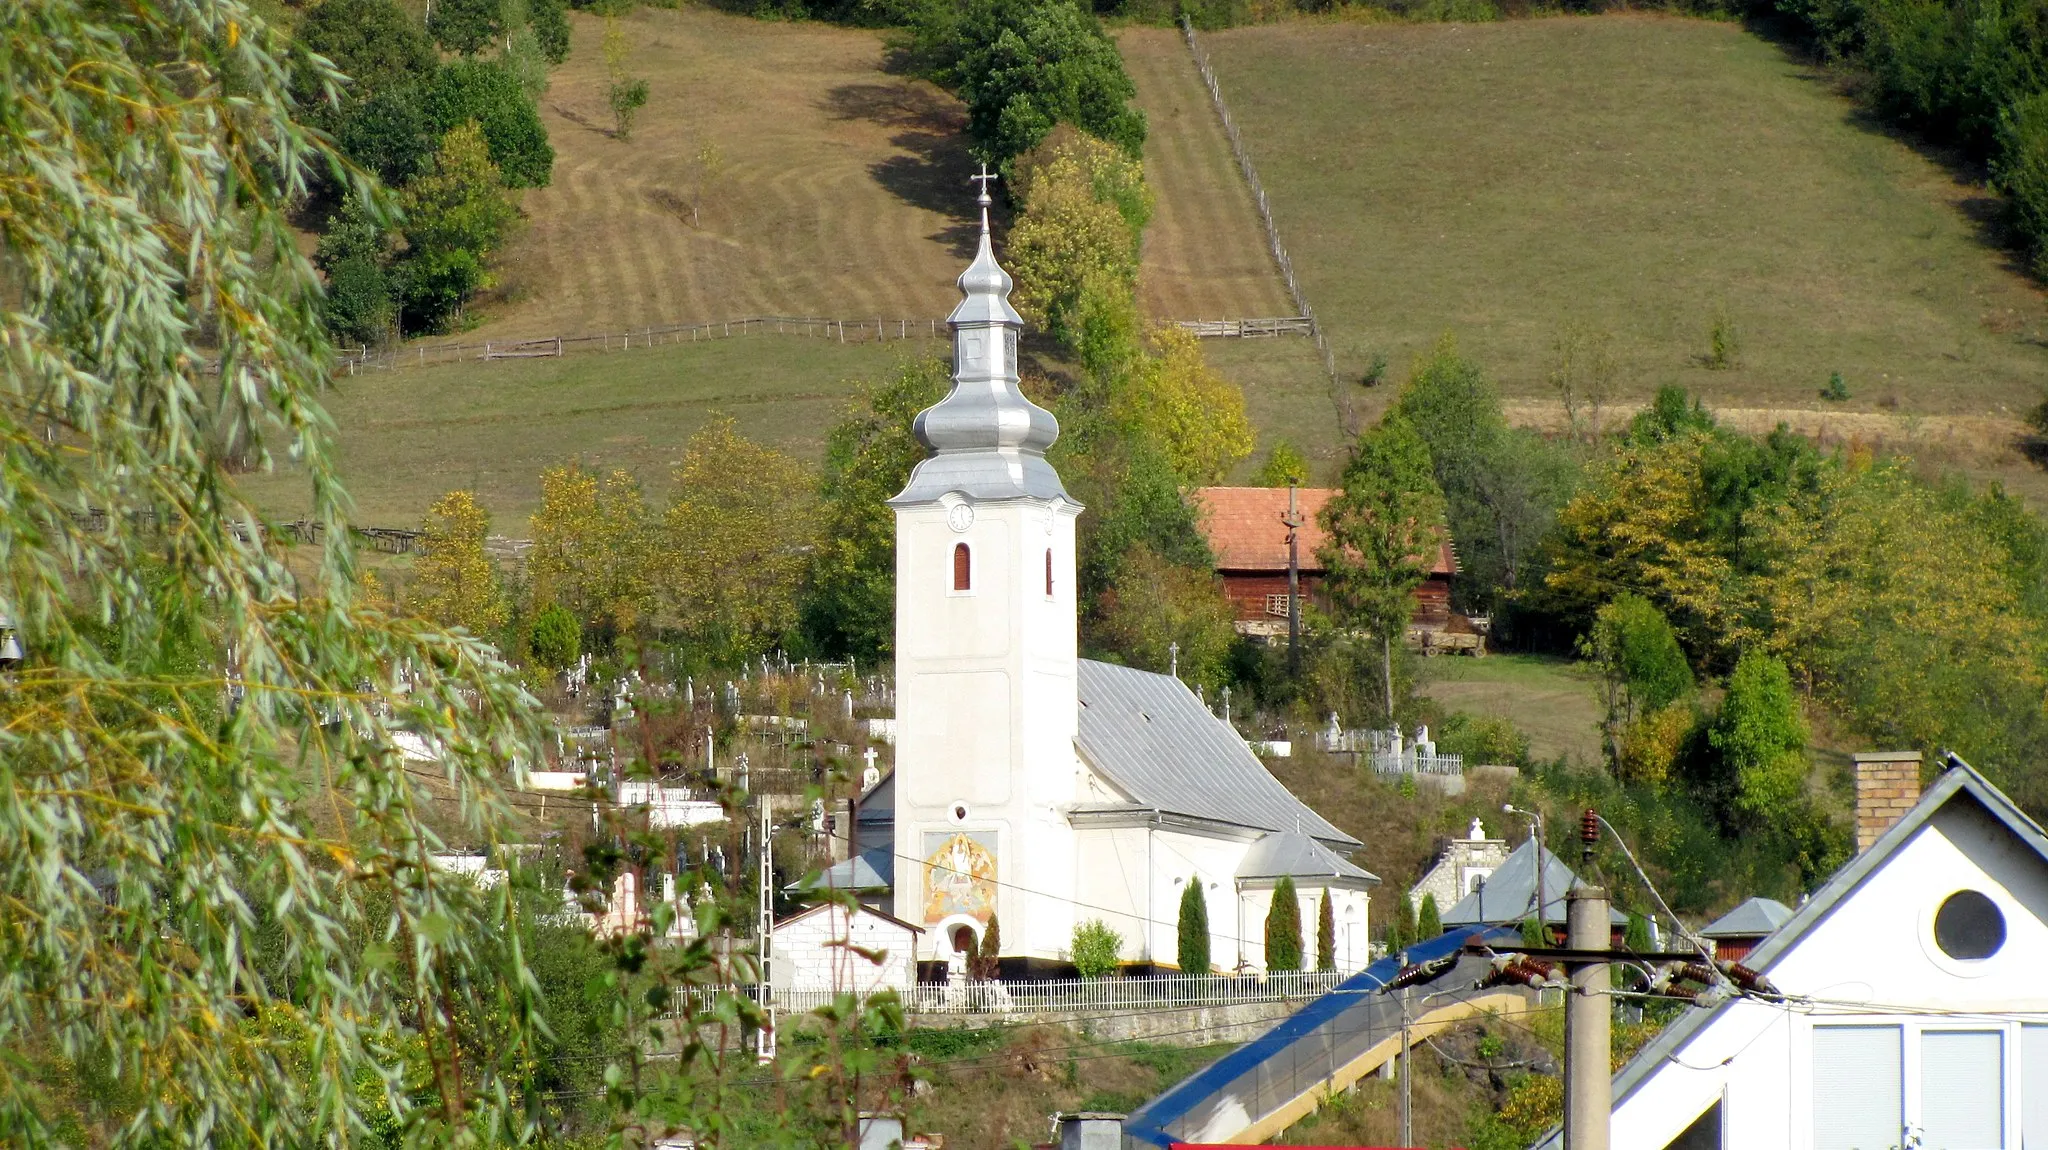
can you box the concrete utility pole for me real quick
[1564,886,1611,1150]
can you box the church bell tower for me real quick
[888,174,1081,962]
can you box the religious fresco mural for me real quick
[920,830,996,925]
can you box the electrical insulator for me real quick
[1668,962,1719,988]
[1580,807,1600,864]
[1717,960,1780,998]
[1383,953,1459,993]
[1480,954,1562,990]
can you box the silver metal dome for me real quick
[891,176,1071,507]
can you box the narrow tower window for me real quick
[1045,549,1054,598]
[953,542,971,592]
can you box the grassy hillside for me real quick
[241,336,933,525]
[466,6,976,343]
[1139,14,2048,471]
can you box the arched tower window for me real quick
[952,542,971,591]
[1045,549,1054,598]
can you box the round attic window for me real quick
[1933,890,2005,961]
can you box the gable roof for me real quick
[1440,837,1625,926]
[1236,828,1381,886]
[789,846,893,894]
[771,899,923,935]
[1531,758,2048,1150]
[1191,487,1457,576]
[1074,659,1361,850]
[1698,896,1794,939]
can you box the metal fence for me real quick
[673,970,1349,1019]
[1179,16,1351,432]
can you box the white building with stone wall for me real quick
[1410,818,1509,916]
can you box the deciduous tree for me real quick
[1095,544,1237,696]
[1319,416,1447,720]
[662,418,816,663]
[1007,132,1148,346]
[0,3,546,1139]
[426,60,555,188]
[801,359,950,661]
[395,121,516,331]
[415,490,509,635]
[1072,919,1122,978]
[528,462,656,639]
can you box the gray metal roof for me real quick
[1073,659,1361,850]
[1530,758,2048,1150]
[789,846,893,894]
[890,193,1069,506]
[1236,829,1380,886]
[1698,895,1794,939]
[1440,837,1625,926]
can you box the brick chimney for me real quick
[1853,751,1923,853]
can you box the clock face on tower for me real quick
[947,503,975,532]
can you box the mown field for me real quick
[466,6,975,343]
[1134,13,2048,491]
[240,335,935,526]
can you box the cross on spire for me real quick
[970,164,998,234]
[970,164,998,202]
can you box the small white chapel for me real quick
[847,182,1379,976]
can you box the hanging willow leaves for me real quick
[0,2,549,1143]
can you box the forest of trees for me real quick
[299,0,563,341]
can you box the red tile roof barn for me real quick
[1192,487,1456,576]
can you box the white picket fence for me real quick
[670,970,1349,1019]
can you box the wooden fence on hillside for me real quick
[1179,17,1353,432]
[334,315,948,375]
[1171,316,1313,338]
[334,309,1319,377]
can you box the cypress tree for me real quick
[1266,877,1303,972]
[1316,889,1336,971]
[1417,892,1442,941]
[977,914,1002,980]
[1177,877,1210,975]
[1387,890,1417,955]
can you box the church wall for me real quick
[1151,831,1258,972]
[891,495,1083,963]
[1074,827,1148,967]
[1233,884,1373,975]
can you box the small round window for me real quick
[1933,890,2006,961]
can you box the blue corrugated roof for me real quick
[1124,924,1518,1146]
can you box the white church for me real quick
[840,184,1379,977]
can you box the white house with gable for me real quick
[771,903,921,998]
[859,178,1377,977]
[1536,751,2048,1150]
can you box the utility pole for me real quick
[1398,976,1412,1148]
[1283,481,1303,676]
[757,794,775,1064]
[1564,886,1611,1150]
[1505,803,1546,939]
